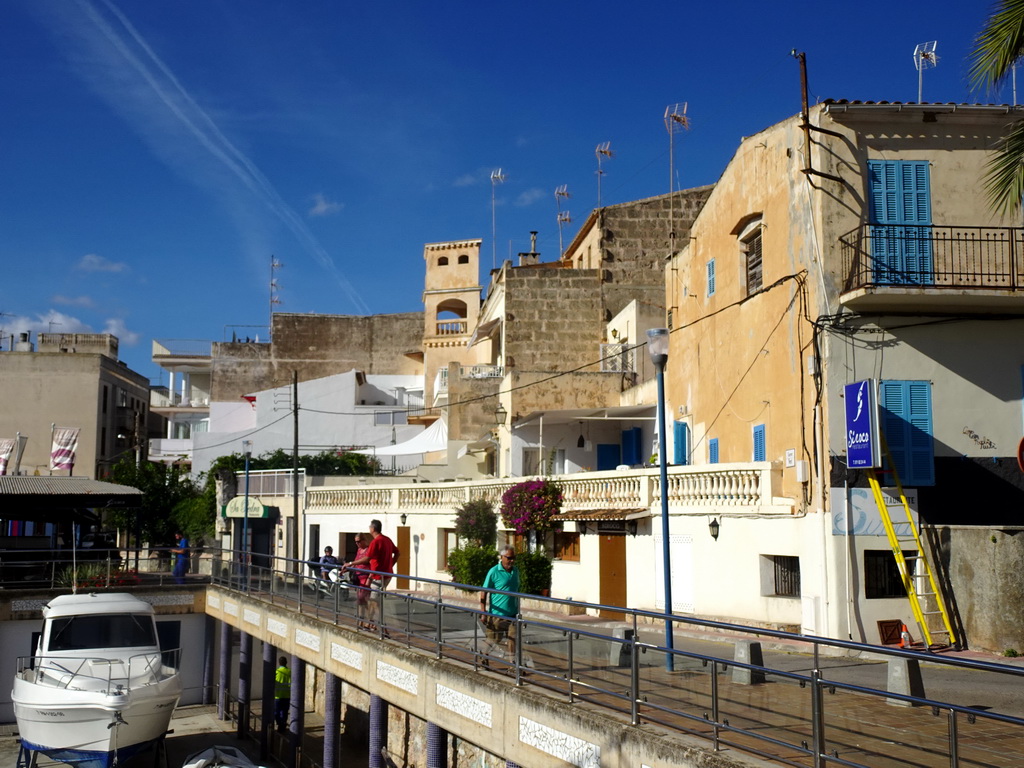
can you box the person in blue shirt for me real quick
[172,532,189,584]
[479,546,520,658]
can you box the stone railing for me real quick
[304,463,783,514]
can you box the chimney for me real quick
[518,230,540,266]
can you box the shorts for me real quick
[482,614,517,642]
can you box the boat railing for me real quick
[17,648,181,692]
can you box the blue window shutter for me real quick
[621,427,641,465]
[673,421,689,465]
[752,424,766,462]
[867,160,932,285]
[707,259,716,296]
[879,380,934,486]
[708,438,719,464]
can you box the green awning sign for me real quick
[222,496,271,518]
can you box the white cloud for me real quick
[77,253,127,272]
[52,294,96,308]
[515,188,545,207]
[103,317,140,346]
[453,173,479,188]
[308,193,344,217]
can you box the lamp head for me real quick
[494,402,508,426]
[709,517,720,541]
[646,328,669,367]
[242,439,253,458]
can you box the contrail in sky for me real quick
[35,0,370,314]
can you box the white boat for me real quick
[12,592,182,768]
[182,745,266,768]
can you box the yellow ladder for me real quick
[866,438,956,648]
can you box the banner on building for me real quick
[50,427,80,472]
[0,439,15,475]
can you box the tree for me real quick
[106,459,204,545]
[454,498,498,548]
[970,0,1024,213]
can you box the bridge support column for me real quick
[202,615,215,705]
[237,631,252,738]
[286,654,304,768]
[369,693,386,768]
[260,641,276,760]
[324,672,341,768]
[427,722,446,768]
[218,620,231,720]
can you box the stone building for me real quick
[0,332,150,478]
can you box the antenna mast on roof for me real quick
[490,168,506,270]
[595,142,613,208]
[664,103,690,252]
[913,41,938,103]
[555,185,571,257]
[270,256,282,337]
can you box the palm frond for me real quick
[969,0,1024,92]
[983,119,1024,213]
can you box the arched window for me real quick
[457,254,469,264]
[438,256,449,266]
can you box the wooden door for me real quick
[598,533,627,620]
[396,526,410,589]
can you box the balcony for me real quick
[839,224,1024,313]
[434,320,467,336]
[151,391,210,411]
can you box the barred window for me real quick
[767,555,800,597]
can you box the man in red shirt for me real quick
[344,519,399,632]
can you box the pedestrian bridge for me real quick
[204,559,1024,768]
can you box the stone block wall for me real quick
[211,312,423,400]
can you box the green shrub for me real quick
[447,545,498,590]
[517,550,552,596]
[454,498,497,548]
[1004,648,1020,658]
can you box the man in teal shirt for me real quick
[479,546,521,659]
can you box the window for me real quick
[865,550,916,599]
[708,438,719,464]
[867,160,933,285]
[374,411,407,426]
[706,259,716,297]
[458,254,469,264]
[438,256,449,266]
[673,421,689,465]
[752,424,766,462]
[553,531,580,562]
[438,528,457,571]
[879,380,934,486]
[102,385,108,414]
[764,555,800,597]
[743,227,763,294]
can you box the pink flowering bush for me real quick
[454,498,497,547]
[499,479,563,535]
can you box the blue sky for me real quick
[0,0,1003,382]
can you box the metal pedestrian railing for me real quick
[212,551,1024,768]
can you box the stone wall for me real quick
[211,312,423,400]
[599,186,713,319]
[446,362,501,441]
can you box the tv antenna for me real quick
[913,41,938,103]
[555,185,571,256]
[595,142,614,208]
[270,256,283,334]
[490,168,506,269]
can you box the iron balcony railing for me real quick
[839,223,1024,293]
[212,552,1024,768]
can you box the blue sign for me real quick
[845,380,879,469]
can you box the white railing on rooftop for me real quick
[305,463,783,513]
[234,468,307,497]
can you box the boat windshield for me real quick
[47,613,158,651]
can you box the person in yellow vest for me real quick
[274,657,290,734]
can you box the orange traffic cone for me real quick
[898,623,912,648]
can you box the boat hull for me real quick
[13,675,181,768]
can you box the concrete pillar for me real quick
[286,654,304,768]
[237,631,252,739]
[202,615,215,705]
[369,694,386,768]
[217,621,231,720]
[886,657,925,706]
[426,722,446,768]
[731,640,766,685]
[323,672,342,768]
[260,642,276,761]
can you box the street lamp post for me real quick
[646,328,675,672]
[494,402,507,477]
[242,439,253,590]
